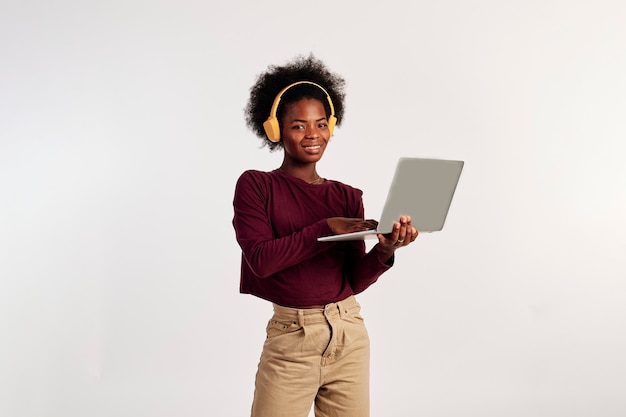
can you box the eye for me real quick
[291,124,304,130]
[318,122,328,129]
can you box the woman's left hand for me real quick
[375,215,419,261]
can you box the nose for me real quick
[305,125,320,138]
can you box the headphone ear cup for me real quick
[263,117,281,142]
[328,115,337,136]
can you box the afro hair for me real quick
[244,53,346,151]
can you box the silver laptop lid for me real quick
[377,157,464,234]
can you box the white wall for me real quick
[1,1,625,416]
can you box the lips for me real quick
[303,144,322,154]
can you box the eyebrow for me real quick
[291,117,328,123]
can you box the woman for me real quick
[232,54,418,417]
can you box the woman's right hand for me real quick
[326,217,378,235]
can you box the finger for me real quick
[400,225,417,245]
[403,230,414,246]
[401,218,415,245]
[402,217,416,244]
[380,221,400,246]
[364,219,378,229]
[395,216,408,245]
[377,233,395,248]
[391,221,401,240]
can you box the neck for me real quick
[279,163,323,184]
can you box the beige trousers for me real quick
[251,295,370,417]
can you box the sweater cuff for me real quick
[316,219,333,238]
[382,252,395,267]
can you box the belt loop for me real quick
[337,300,345,319]
[297,309,304,326]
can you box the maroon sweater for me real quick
[232,169,393,307]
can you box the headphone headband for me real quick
[262,81,337,142]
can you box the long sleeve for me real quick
[339,202,394,294]
[233,170,335,278]
[344,242,394,294]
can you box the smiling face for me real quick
[280,98,331,167]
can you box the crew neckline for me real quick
[273,168,330,186]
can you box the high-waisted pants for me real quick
[250,295,370,417]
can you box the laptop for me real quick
[317,157,464,242]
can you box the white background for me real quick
[1,1,625,416]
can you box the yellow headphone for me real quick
[263,81,337,142]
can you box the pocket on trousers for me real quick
[342,304,366,325]
[342,312,365,327]
[265,319,302,339]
